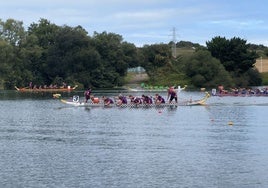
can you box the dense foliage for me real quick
[181,50,233,88]
[0,18,140,89]
[207,36,261,86]
[0,18,267,89]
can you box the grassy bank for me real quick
[261,72,268,85]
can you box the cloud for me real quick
[209,19,265,29]
[1,0,268,46]
[114,9,174,21]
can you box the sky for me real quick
[0,0,267,47]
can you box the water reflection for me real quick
[1,91,268,187]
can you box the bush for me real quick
[182,50,233,88]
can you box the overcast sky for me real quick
[1,0,267,46]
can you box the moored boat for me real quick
[211,88,268,97]
[15,85,78,92]
[211,86,268,97]
[128,85,187,92]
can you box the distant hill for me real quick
[175,47,195,56]
[175,41,268,73]
[174,41,203,56]
[176,41,203,48]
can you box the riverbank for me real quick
[123,72,149,89]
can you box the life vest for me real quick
[92,97,99,103]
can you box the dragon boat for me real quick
[128,85,187,92]
[211,91,268,97]
[211,88,268,97]
[15,85,78,92]
[59,92,210,108]
[212,93,268,97]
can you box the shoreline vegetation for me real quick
[124,56,268,89]
[1,57,268,91]
[123,72,149,90]
[0,18,268,90]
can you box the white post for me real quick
[177,85,181,93]
[261,56,263,73]
[172,27,177,58]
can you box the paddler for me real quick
[102,96,114,106]
[90,95,100,104]
[167,86,178,103]
[155,93,165,104]
[141,95,153,104]
[84,88,91,103]
[117,94,128,106]
[128,95,142,104]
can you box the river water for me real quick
[0,90,268,188]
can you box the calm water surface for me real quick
[0,90,268,187]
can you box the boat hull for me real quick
[61,100,201,107]
[60,92,210,108]
[212,93,268,97]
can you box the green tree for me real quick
[121,42,139,68]
[92,31,133,87]
[207,36,260,86]
[0,19,32,88]
[207,36,258,73]
[0,39,13,87]
[0,18,25,46]
[26,18,60,84]
[265,48,268,57]
[140,43,171,81]
[46,25,101,87]
[182,50,232,88]
[28,18,59,49]
[0,40,13,74]
[19,34,43,84]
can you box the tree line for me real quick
[0,18,141,89]
[0,18,267,89]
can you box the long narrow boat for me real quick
[212,92,268,97]
[15,85,78,92]
[128,85,187,92]
[60,92,210,108]
[211,88,268,97]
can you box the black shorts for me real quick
[169,95,177,102]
